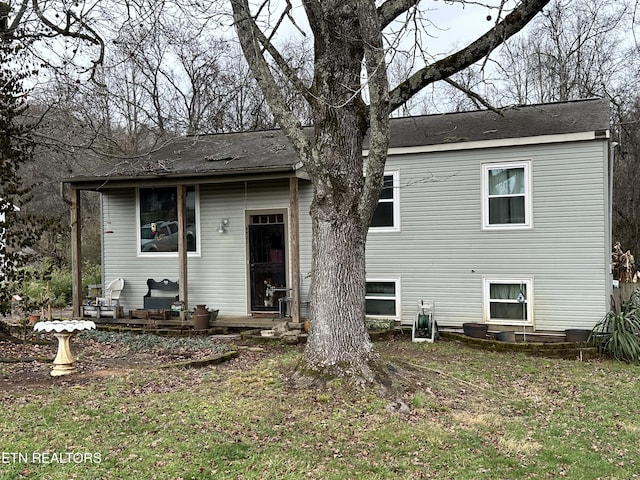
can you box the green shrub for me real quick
[82,261,102,291]
[365,317,394,330]
[590,290,640,363]
[16,260,101,309]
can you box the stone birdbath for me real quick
[33,320,96,376]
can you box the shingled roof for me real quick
[383,97,609,148]
[65,98,610,187]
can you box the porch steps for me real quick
[213,316,292,329]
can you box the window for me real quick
[251,214,284,224]
[366,279,400,318]
[483,277,533,325]
[482,161,532,229]
[370,172,400,231]
[138,186,198,254]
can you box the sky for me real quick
[274,1,521,57]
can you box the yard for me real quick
[1,332,639,479]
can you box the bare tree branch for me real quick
[6,0,28,33]
[389,0,552,112]
[377,0,420,30]
[246,9,316,105]
[231,0,312,163]
[358,0,390,224]
[3,0,107,81]
[444,77,502,113]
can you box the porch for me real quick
[88,312,306,331]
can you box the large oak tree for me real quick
[230,0,551,383]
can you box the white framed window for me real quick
[482,160,532,230]
[137,186,200,256]
[366,278,400,318]
[370,171,400,232]
[483,277,533,325]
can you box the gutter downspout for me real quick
[608,140,618,301]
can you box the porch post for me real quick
[177,184,188,310]
[289,177,300,323]
[71,188,82,318]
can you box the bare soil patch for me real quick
[0,333,281,394]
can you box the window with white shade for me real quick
[483,277,533,325]
[482,161,532,229]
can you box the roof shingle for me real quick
[66,98,610,184]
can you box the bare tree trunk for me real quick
[294,2,386,382]
[305,207,374,379]
[231,0,549,384]
[301,106,378,380]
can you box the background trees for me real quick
[0,36,42,315]
[3,0,640,370]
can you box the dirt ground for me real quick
[0,334,280,395]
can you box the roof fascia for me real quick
[364,130,610,157]
[66,169,298,191]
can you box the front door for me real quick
[248,214,286,312]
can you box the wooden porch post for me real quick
[71,188,82,318]
[177,184,188,310]
[289,177,300,323]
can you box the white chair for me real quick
[98,278,125,306]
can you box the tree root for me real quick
[0,321,48,344]
[0,324,23,344]
[288,353,408,406]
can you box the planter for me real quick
[495,331,516,342]
[565,329,591,343]
[463,322,488,339]
[193,304,210,330]
[28,314,41,325]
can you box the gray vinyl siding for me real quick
[102,180,292,315]
[101,139,609,332]
[297,183,314,313]
[365,139,609,332]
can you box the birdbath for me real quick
[33,320,96,376]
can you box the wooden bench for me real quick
[143,278,179,310]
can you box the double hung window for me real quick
[482,161,532,229]
[370,172,400,231]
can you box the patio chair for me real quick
[97,278,125,306]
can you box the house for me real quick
[63,98,613,334]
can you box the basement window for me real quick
[483,277,533,325]
[366,279,400,318]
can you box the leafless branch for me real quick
[247,12,315,105]
[231,0,312,163]
[444,77,502,114]
[389,0,552,112]
[377,0,420,30]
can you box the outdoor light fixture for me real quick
[217,218,229,233]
